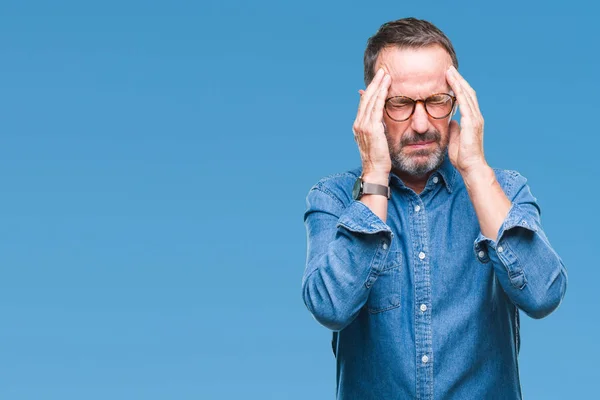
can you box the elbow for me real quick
[522,299,559,320]
[522,268,568,319]
[301,272,355,331]
[306,306,353,331]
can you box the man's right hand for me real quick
[352,67,393,184]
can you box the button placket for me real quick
[410,191,433,399]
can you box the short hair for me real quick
[363,17,459,86]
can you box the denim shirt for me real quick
[301,153,568,400]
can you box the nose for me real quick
[410,101,430,134]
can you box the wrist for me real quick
[361,171,390,186]
[462,164,495,191]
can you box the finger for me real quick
[446,67,477,123]
[354,86,376,137]
[357,68,386,121]
[447,119,460,161]
[447,67,480,118]
[446,67,473,111]
[456,74,479,110]
[359,68,384,106]
[448,119,460,141]
[371,73,391,121]
[363,72,389,122]
[452,68,481,115]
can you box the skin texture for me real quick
[352,44,511,241]
[357,45,454,192]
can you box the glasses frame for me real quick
[384,93,457,122]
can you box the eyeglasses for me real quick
[384,93,457,122]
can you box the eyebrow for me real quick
[388,90,455,99]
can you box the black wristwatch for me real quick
[352,176,391,200]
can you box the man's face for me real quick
[374,45,454,178]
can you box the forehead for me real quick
[374,45,453,97]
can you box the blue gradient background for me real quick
[0,1,597,399]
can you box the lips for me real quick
[407,140,435,147]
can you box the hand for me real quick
[445,66,488,176]
[352,68,392,180]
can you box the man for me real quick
[301,18,568,399]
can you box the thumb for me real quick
[448,120,460,142]
[448,120,460,163]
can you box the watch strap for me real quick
[362,181,391,199]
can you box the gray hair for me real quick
[363,17,459,86]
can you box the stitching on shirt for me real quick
[314,170,360,188]
[439,164,456,193]
[311,186,345,210]
[502,239,527,290]
[311,169,361,209]
[492,168,520,200]
[506,170,521,199]
[421,199,434,400]
[364,237,385,290]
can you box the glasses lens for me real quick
[385,97,414,121]
[425,94,453,118]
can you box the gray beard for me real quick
[384,125,446,178]
[390,143,445,178]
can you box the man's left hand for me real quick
[445,65,488,176]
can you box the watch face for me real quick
[352,178,362,200]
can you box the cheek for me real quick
[432,120,450,142]
[386,126,410,149]
[383,115,410,137]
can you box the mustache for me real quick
[401,131,441,146]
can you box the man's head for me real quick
[364,18,458,178]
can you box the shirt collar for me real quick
[435,149,457,193]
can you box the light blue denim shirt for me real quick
[302,152,568,399]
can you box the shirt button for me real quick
[382,242,388,250]
[419,252,426,260]
[497,245,504,253]
[420,304,427,312]
[478,250,486,259]
[414,205,421,212]
[422,355,429,363]
[432,176,439,184]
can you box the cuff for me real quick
[473,203,538,262]
[336,200,393,237]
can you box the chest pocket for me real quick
[367,250,402,314]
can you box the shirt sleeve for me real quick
[473,172,568,319]
[302,184,393,331]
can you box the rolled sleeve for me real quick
[473,172,568,319]
[337,198,394,236]
[302,185,393,331]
